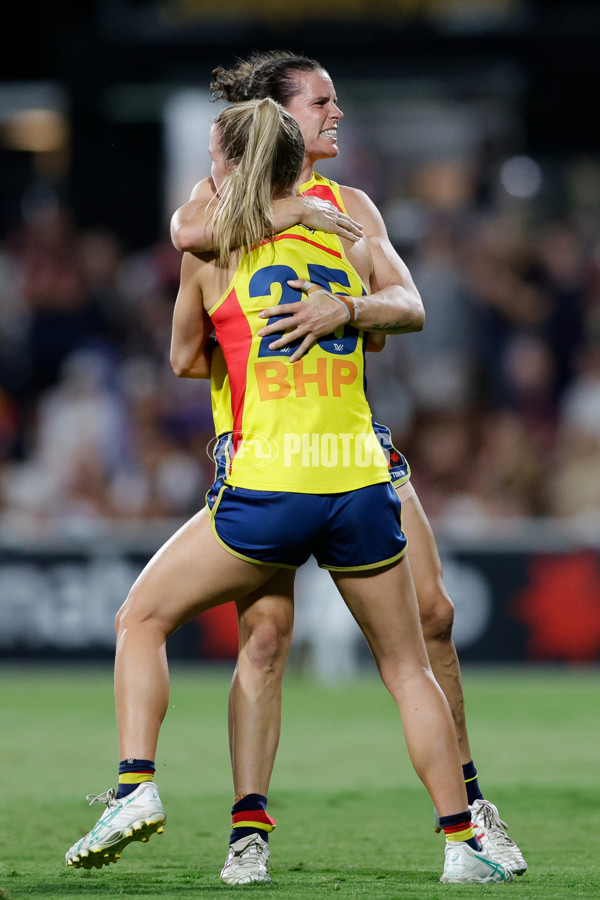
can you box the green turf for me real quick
[1,663,598,898]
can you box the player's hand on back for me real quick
[258,279,352,363]
[299,197,363,242]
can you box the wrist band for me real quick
[330,294,351,324]
[308,288,356,324]
[335,294,357,323]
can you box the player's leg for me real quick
[331,558,511,884]
[398,483,471,762]
[66,507,279,870]
[321,481,510,883]
[221,573,295,885]
[331,557,468,817]
[400,482,527,874]
[114,508,279,760]
[372,423,468,759]
[229,573,295,801]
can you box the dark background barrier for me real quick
[2,530,599,666]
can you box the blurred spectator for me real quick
[399,218,478,413]
[8,202,118,399]
[548,344,600,520]
[1,348,128,522]
[534,221,588,394]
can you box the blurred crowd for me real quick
[369,211,600,533]
[1,157,600,541]
[0,194,215,540]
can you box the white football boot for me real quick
[440,840,513,883]
[220,833,271,885]
[470,798,528,875]
[65,782,166,869]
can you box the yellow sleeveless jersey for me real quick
[296,171,347,215]
[210,171,348,438]
[207,222,389,493]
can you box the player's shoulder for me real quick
[189,176,218,201]
[338,183,382,221]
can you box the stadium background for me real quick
[1,0,600,673]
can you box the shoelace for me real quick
[475,802,518,849]
[230,840,267,869]
[85,788,118,808]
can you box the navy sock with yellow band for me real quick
[230,793,276,845]
[463,760,483,806]
[116,758,156,799]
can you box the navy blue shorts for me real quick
[208,481,406,571]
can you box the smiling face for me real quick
[283,68,343,177]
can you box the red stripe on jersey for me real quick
[258,232,342,259]
[211,287,253,457]
[302,183,345,213]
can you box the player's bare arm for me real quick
[170,177,219,254]
[171,183,363,254]
[340,185,425,333]
[257,186,423,362]
[170,252,215,379]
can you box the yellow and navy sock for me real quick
[440,811,481,851]
[463,760,483,805]
[116,758,155,799]
[230,793,276,845]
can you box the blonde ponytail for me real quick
[212,98,304,266]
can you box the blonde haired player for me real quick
[170,50,527,883]
[65,98,510,886]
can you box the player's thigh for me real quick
[400,486,449,609]
[124,507,280,633]
[330,556,429,668]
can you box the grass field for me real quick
[1,663,598,899]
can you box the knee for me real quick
[241,612,293,673]
[114,601,127,637]
[419,582,455,643]
[114,585,152,638]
